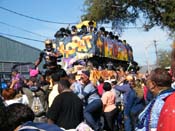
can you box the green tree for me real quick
[158,49,171,69]
[83,0,175,35]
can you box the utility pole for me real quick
[145,47,150,73]
[145,40,159,73]
[153,40,159,67]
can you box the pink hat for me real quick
[29,69,39,77]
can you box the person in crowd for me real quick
[0,95,5,107]
[114,75,132,131]
[2,88,29,106]
[136,68,175,131]
[0,78,8,93]
[99,27,106,37]
[125,76,145,131]
[101,82,117,131]
[68,73,83,98]
[39,75,50,86]
[157,89,175,131]
[80,70,102,131]
[34,39,63,77]
[88,21,95,33]
[2,88,16,100]
[22,76,48,120]
[47,79,84,130]
[145,87,154,105]
[110,78,121,104]
[0,95,8,131]
[78,25,88,35]
[10,68,24,93]
[54,27,66,38]
[71,25,78,36]
[57,68,69,80]
[110,77,123,130]
[48,72,60,108]
[48,68,68,90]
[96,77,104,97]
[6,103,62,131]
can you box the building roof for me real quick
[0,35,41,52]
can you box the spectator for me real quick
[0,78,8,92]
[80,70,102,131]
[0,95,8,131]
[6,103,62,131]
[47,79,84,130]
[111,78,121,104]
[22,77,48,119]
[96,77,104,97]
[48,72,60,108]
[2,88,29,106]
[125,77,145,131]
[10,68,24,93]
[136,68,174,131]
[157,91,175,131]
[68,73,83,98]
[101,82,117,131]
[114,75,132,131]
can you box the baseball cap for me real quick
[82,70,90,78]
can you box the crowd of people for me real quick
[0,23,175,131]
[1,61,175,131]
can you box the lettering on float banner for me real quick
[57,34,128,61]
[58,35,93,58]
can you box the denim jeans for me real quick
[124,108,132,131]
[84,99,102,131]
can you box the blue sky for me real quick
[0,0,173,66]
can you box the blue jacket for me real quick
[125,88,145,116]
[115,83,131,105]
[18,121,63,131]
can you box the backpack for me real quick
[31,97,44,117]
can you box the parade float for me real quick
[54,21,139,82]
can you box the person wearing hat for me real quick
[80,70,102,131]
[34,39,63,77]
[88,21,95,33]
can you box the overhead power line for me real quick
[0,32,44,43]
[0,6,77,25]
[0,21,49,38]
[104,26,143,29]
[0,6,147,30]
